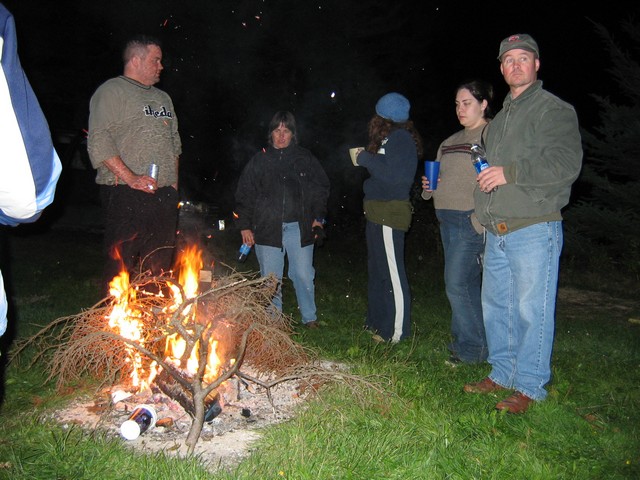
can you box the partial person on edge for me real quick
[0,3,62,341]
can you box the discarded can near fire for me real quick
[148,163,159,181]
[204,391,223,423]
[120,404,157,440]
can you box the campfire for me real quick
[103,245,229,430]
[12,242,351,453]
[11,241,386,465]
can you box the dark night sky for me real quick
[2,0,635,214]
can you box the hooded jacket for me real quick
[235,143,330,247]
[474,80,582,235]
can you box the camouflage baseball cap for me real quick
[497,34,539,60]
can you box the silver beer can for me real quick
[148,163,159,181]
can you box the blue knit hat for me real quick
[375,92,410,123]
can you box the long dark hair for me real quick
[366,116,424,159]
[457,79,495,120]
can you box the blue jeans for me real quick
[255,222,317,324]
[436,209,487,363]
[483,221,563,401]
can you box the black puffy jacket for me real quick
[235,144,330,248]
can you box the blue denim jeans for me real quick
[255,222,317,324]
[483,221,563,401]
[436,209,487,363]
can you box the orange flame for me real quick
[164,334,221,384]
[107,269,149,389]
[107,245,221,391]
[176,245,203,300]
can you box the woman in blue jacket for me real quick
[355,93,423,343]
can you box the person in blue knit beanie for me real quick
[375,92,411,123]
[354,92,423,343]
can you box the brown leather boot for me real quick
[495,392,534,414]
[463,377,508,394]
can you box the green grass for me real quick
[0,221,638,479]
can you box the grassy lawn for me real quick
[0,215,638,479]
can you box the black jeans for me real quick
[100,185,179,292]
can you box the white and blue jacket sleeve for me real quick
[0,4,62,338]
[0,4,61,227]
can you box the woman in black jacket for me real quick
[235,111,330,328]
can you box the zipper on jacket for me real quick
[483,102,512,229]
[280,149,286,251]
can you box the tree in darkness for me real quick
[563,19,640,275]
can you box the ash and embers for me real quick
[51,364,310,472]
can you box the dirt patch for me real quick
[557,287,640,323]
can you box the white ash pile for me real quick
[52,365,307,471]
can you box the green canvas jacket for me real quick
[474,80,583,235]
